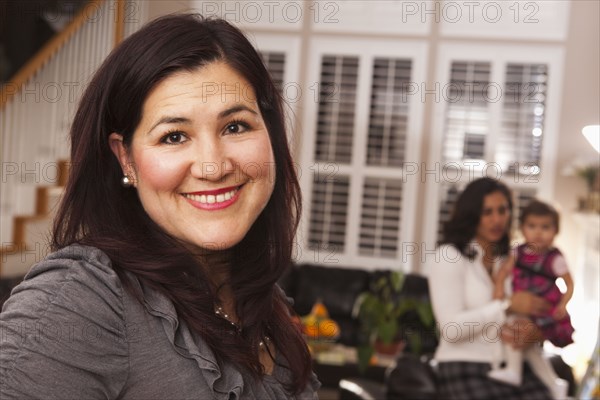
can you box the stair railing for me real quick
[0,0,148,266]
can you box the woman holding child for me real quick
[429,177,570,399]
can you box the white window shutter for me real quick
[442,61,491,163]
[260,51,286,95]
[436,184,461,243]
[308,174,350,252]
[497,63,549,173]
[315,55,359,164]
[299,38,427,270]
[249,33,301,150]
[359,178,403,258]
[367,58,412,167]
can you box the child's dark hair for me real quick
[519,200,560,232]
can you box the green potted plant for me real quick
[576,165,600,213]
[576,165,599,192]
[354,271,436,372]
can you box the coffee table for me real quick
[312,344,397,388]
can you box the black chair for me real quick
[0,275,25,310]
[339,353,575,400]
[340,354,437,400]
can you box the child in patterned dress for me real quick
[489,200,574,398]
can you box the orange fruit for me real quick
[310,301,329,318]
[318,319,340,338]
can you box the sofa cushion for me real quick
[291,264,371,318]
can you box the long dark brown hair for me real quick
[52,14,311,392]
[440,177,513,258]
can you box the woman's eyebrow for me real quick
[218,104,258,119]
[147,116,191,135]
[146,105,258,135]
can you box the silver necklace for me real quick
[214,305,271,349]
[214,304,241,332]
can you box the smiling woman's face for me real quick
[109,62,276,251]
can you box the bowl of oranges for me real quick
[300,300,340,353]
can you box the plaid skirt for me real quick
[437,361,552,400]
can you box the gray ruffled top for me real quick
[0,245,320,399]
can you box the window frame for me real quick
[422,42,565,271]
[247,33,302,148]
[298,36,429,270]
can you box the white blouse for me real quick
[427,243,508,364]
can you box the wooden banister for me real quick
[0,0,106,110]
[114,0,126,47]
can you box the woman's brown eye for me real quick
[161,131,185,144]
[227,125,240,133]
[225,121,250,135]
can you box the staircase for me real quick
[0,160,69,277]
[0,0,148,278]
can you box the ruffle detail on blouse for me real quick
[128,274,244,400]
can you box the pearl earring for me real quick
[121,175,133,187]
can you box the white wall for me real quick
[551,0,600,378]
[553,0,600,263]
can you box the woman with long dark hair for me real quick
[0,14,318,399]
[428,178,554,399]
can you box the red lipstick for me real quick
[181,185,242,211]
